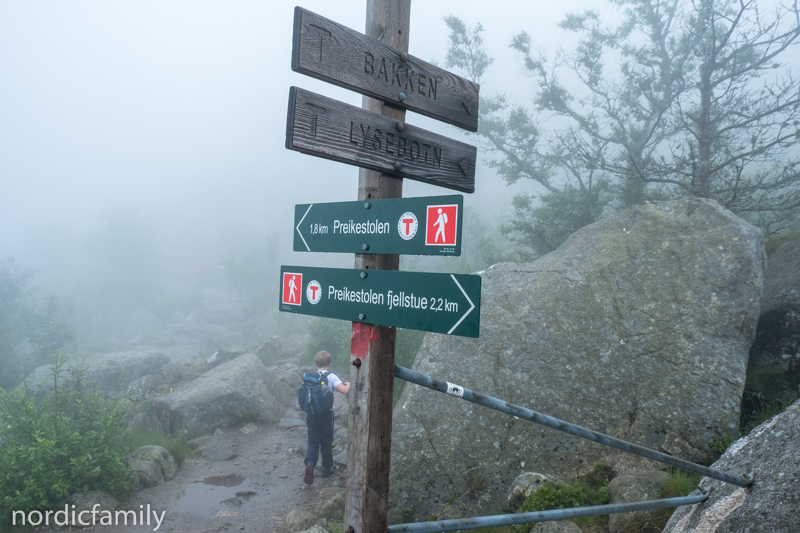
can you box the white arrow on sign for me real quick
[448,274,476,335]
[296,204,313,252]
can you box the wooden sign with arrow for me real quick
[286,87,477,193]
[291,7,480,131]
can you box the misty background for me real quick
[1,0,598,357]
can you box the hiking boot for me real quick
[320,466,336,478]
[303,463,314,485]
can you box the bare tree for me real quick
[446,0,800,252]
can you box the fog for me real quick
[0,0,599,347]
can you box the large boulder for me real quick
[126,445,179,491]
[663,399,800,533]
[145,353,294,435]
[746,238,800,406]
[18,351,170,395]
[389,199,765,521]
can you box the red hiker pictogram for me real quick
[282,272,303,306]
[425,204,458,246]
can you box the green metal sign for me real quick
[294,195,463,256]
[279,265,481,337]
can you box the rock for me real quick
[747,238,800,407]
[281,509,317,533]
[188,435,211,450]
[389,199,765,521]
[19,351,170,395]
[206,348,244,369]
[531,523,582,533]
[507,472,566,511]
[126,445,179,491]
[297,526,330,533]
[145,354,294,435]
[258,334,310,364]
[607,471,671,532]
[240,422,258,434]
[762,238,800,315]
[318,491,345,518]
[332,451,347,466]
[200,435,236,461]
[126,374,163,401]
[271,363,303,388]
[664,399,800,533]
[55,491,120,523]
[279,418,306,429]
[158,360,199,386]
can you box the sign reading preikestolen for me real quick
[291,7,480,132]
[294,195,463,255]
[286,87,477,193]
[279,265,481,338]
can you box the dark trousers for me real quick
[305,410,334,469]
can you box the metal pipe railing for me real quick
[394,364,753,487]
[387,491,710,533]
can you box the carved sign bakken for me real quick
[286,87,477,193]
[291,7,480,132]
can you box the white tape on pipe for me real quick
[445,382,464,398]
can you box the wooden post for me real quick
[345,2,410,533]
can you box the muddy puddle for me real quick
[172,474,257,519]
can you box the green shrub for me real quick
[515,482,585,533]
[0,354,130,529]
[123,418,193,466]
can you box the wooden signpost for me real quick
[291,7,480,132]
[281,2,480,532]
[286,87,477,192]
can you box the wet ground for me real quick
[35,414,346,533]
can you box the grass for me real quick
[123,419,194,465]
[712,392,787,457]
[510,463,613,533]
[740,394,785,435]
[629,469,701,532]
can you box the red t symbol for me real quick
[310,285,318,299]
[402,218,414,235]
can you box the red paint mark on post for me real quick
[351,322,373,359]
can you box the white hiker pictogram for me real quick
[433,208,448,243]
[288,275,298,303]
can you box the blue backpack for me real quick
[298,371,334,415]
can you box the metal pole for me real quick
[345,3,411,533]
[394,364,754,487]
[387,491,710,533]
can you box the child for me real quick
[304,350,350,485]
